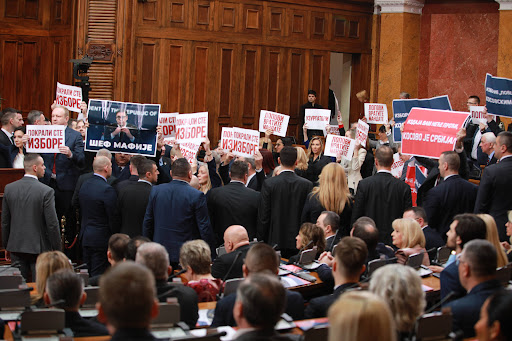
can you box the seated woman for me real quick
[328,291,396,341]
[180,240,223,302]
[475,290,512,341]
[289,223,325,264]
[391,218,430,266]
[370,264,426,340]
[32,251,73,306]
[478,214,509,268]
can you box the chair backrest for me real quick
[77,269,89,286]
[414,312,452,341]
[216,246,227,257]
[0,275,23,290]
[405,252,424,270]
[151,302,180,328]
[302,325,329,341]
[436,246,451,264]
[223,278,244,297]
[367,258,387,277]
[298,247,318,265]
[496,265,512,287]
[0,287,32,309]
[171,331,227,341]
[82,286,99,308]
[20,309,65,335]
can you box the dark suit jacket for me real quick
[445,279,502,338]
[1,176,61,253]
[258,171,313,251]
[156,279,199,328]
[79,175,117,248]
[207,182,260,243]
[211,289,304,327]
[110,328,156,341]
[440,261,466,303]
[211,244,251,280]
[422,226,445,251]
[65,311,108,337]
[72,172,117,210]
[41,127,85,191]
[304,282,357,319]
[116,181,152,237]
[306,155,332,184]
[351,172,412,245]
[111,161,131,182]
[142,180,215,263]
[0,129,12,168]
[301,194,352,238]
[474,157,512,241]
[234,329,300,341]
[219,164,265,192]
[423,175,477,237]
[114,174,139,193]
[0,144,24,168]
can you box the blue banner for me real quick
[392,95,452,142]
[485,73,512,118]
[85,99,160,157]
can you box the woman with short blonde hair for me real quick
[328,291,396,341]
[391,218,429,266]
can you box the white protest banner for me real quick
[304,108,331,131]
[221,127,260,158]
[158,112,179,144]
[175,112,208,143]
[55,82,83,113]
[26,125,65,153]
[469,106,487,124]
[364,103,388,124]
[180,140,202,165]
[391,153,405,178]
[327,125,340,136]
[356,119,369,146]
[259,110,290,137]
[324,135,355,161]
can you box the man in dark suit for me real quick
[116,159,158,238]
[445,240,502,338]
[258,146,313,258]
[208,160,260,242]
[475,131,512,240]
[300,89,324,141]
[1,154,61,281]
[142,158,215,266]
[0,108,24,167]
[211,243,304,327]
[104,111,139,144]
[304,237,367,319]
[218,152,265,192]
[114,155,146,193]
[351,145,412,245]
[423,151,478,239]
[211,225,252,280]
[135,242,199,328]
[44,270,109,337]
[111,153,132,182]
[316,211,341,253]
[403,207,444,250]
[479,132,497,166]
[79,156,117,276]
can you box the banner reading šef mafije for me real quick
[85,99,160,157]
[485,73,512,118]
[392,95,452,142]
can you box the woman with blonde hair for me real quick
[370,264,426,340]
[391,218,430,266]
[33,251,73,306]
[477,214,509,268]
[289,223,326,264]
[301,125,333,183]
[328,291,396,341]
[196,138,222,195]
[295,146,309,179]
[301,163,352,237]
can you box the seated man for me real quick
[135,242,199,328]
[211,225,252,280]
[316,211,341,252]
[89,233,130,286]
[304,237,367,319]
[211,243,304,327]
[97,262,158,341]
[233,273,296,341]
[44,269,109,337]
[444,240,502,338]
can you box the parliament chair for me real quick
[435,246,452,265]
[82,286,99,308]
[0,286,32,310]
[412,311,452,341]
[222,278,244,297]
[302,324,329,341]
[0,274,23,289]
[19,309,66,336]
[151,302,181,329]
[171,330,227,341]
[496,264,512,287]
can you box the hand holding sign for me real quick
[259,110,289,137]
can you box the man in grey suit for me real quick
[1,154,61,281]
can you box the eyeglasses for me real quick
[455,253,466,266]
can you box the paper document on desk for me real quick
[281,274,310,288]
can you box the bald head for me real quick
[93,156,112,177]
[224,225,250,253]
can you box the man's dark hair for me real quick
[108,233,130,262]
[0,108,18,126]
[46,269,83,310]
[230,160,249,180]
[130,155,146,171]
[468,95,480,105]
[453,214,486,249]
[378,125,386,133]
[352,217,379,253]
[308,89,317,97]
[281,137,294,147]
[463,239,497,278]
[24,153,41,170]
[245,243,279,274]
[321,211,340,233]
[375,145,393,167]
[404,207,428,224]
[124,236,151,261]
[68,119,77,128]
[441,151,460,171]
[334,237,367,276]
[498,131,512,153]
[236,272,286,329]
[171,158,192,178]
[279,146,297,167]
[137,159,156,179]
[27,110,44,124]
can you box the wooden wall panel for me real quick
[239,45,261,129]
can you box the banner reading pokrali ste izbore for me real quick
[85,99,160,157]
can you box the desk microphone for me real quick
[216,251,243,301]
[424,291,455,314]
[73,263,88,270]
[167,269,186,282]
